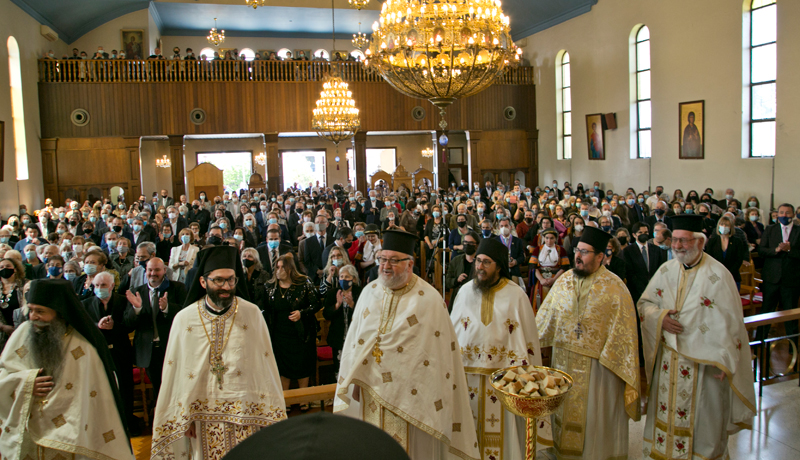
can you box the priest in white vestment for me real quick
[151,246,286,460]
[638,215,755,460]
[536,227,641,460]
[335,230,480,460]
[450,238,542,460]
[0,279,133,460]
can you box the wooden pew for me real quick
[744,308,800,396]
[283,383,337,411]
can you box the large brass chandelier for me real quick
[348,0,370,10]
[364,0,521,129]
[312,0,361,146]
[245,0,266,8]
[207,18,225,47]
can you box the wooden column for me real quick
[40,139,59,203]
[125,137,141,200]
[264,133,280,194]
[168,135,186,198]
[435,130,450,190]
[467,130,482,186]
[526,129,539,190]
[353,131,367,192]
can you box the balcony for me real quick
[37,59,535,85]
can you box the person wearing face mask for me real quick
[495,216,525,286]
[645,200,673,231]
[109,236,134,277]
[756,203,800,345]
[528,229,570,312]
[716,188,740,211]
[156,222,180,262]
[167,229,199,284]
[0,257,25,346]
[240,247,271,306]
[444,231,479,307]
[742,207,765,250]
[706,215,748,289]
[31,244,59,280]
[73,250,108,301]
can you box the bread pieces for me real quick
[491,367,571,398]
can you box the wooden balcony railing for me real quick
[38,59,535,85]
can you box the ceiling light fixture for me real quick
[352,22,369,50]
[348,0,370,10]
[255,152,266,166]
[364,0,521,130]
[156,155,171,168]
[207,18,225,47]
[245,0,266,9]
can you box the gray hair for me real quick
[93,271,114,286]
[241,248,263,271]
[137,241,157,255]
[338,264,360,286]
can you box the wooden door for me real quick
[186,163,224,202]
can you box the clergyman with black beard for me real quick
[0,279,132,458]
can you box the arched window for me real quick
[747,0,777,157]
[239,48,255,61]
[200,47,216,60]
[313,49,330,60]
[277,48,292,60]
[556,50,571,160]
[7,37,28,180]
[350,50,365,61]
[634,25,651,158]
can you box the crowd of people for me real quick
[44,46,360,62]
[0,177,795,459]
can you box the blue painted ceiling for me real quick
[10,0,597,44]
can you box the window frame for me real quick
[561,52,572,160]
[748,0,777,158]
[635,25,651,159]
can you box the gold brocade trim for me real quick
[551,348,590,457]
[349,379,477,460]
[668,352,757,416]
[480,278,509,326]
[30,437,121,460]
[379,276,418,334]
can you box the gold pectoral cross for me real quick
[210,355,228,390]
[372,336,384,364]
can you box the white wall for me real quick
[0,0,69,215]
[523,0,800,209]
[69,9,151,57]
[139,138,172,199]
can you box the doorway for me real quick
[196,151,253,194]
[280,150,326,191]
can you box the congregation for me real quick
[0,177,795,460]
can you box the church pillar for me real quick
[168,135,186,198]
[467,130,482,186]
[353,131,367,192]
[526,129,539,190]
[264,133,280,194]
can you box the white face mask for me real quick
[500,227,511,236]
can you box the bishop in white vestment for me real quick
[0,279,133,460]
[639,215,755,460]
[151,246,286,460]
[450,238,542,460]
[536,227,641,460]
[335,230,480,460]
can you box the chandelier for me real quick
[245,0,266,8]
[421,147,434,158]
[207,18,225,47]
[348,0,369,10]
[313,0,361,146]
[312,72,361,145]
[156,155,171,168]
[352,22,369,50]
[364,0,521,129]
[255,151,266,166]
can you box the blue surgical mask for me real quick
[778,216,791,226]
[64,272,76,281]
[749,215,758,222]
[339,279,352,291]
[627,199,635,206]
[355,231,364,238]
[108,240,118,249]
[268,218,277,225]
[89,216,97,223]
[580,210,589,217]
[133,225,142,232]
[84,263,98,275]
[0,237,8,244]
[245,219,253,226]
[432,211,440,218]
[267,240,280,250]
[638,197,644,203]
[181,235,191,244]
[47,266,63,277]
[94,287,110,299]
[233,234,243,242]
[685,209,693,214]
[220,222,227,230]
[332,259,343,267]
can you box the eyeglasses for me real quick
[206,276,238,288]
[672,237,696,245]
[474,257,495,267]
[376,257,412,266]
[574,248,600,257]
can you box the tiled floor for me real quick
[130,380,799,460]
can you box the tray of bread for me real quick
[490,365,573,418]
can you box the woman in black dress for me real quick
[242,248,269,305]
[0,257,25,351]
[262,254,321,405]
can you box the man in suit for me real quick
[188,200,211,236]
[36,210,57,238]
[83,271,136,431]
[301,215,330,284]
[255,201,271,240]
[31,245,60,279]
[257,227,294,278]
[321,227,354,268]
[624,193,646,230]
[480,180,494,204]
[130,216,155,247]
[121,241,174,292]
[124,257,187,399]
[495,217,525,283]
[157,189,174,208]
[164,206,188,236]
[756,203,800,343]
[622,221,668,365]
[362,191,383,225]
[645,200,672,231]
[716,188,741,211]
[287,201,305,241]
[101,216,134,252]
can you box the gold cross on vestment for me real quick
[486,413,500,427]
[210,355,228,390]
[372,338,383,364]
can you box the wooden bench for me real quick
[744,308,800,396]
[283,383,337,410]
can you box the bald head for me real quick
[146,257,167,287]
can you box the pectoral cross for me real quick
[372,337,384,364]
[574,322,583,340]
[210,355,228,390]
